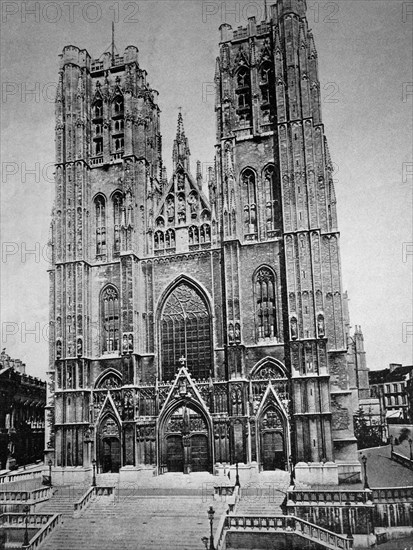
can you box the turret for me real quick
[172,111,190,172]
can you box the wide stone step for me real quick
[38,492,227,550]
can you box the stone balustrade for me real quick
[0,469,43,485]
[287,489,373,506]
[73,486,114,516]
[372,486,413,502]
[222,514,352,550]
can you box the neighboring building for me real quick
[0,350,46,470]
[369,364,413,424]
[346,326,387,444]
[47,0,363,484]
[406,370,413,422]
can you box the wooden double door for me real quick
[101,437,121,473]
[262,431,286,471]
[166,434,209,473]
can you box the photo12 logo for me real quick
[1,2,140,24]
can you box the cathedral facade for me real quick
[46,0,361,483]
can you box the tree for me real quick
[353,407,383,449]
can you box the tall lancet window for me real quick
[242,169,257,237]
[263,165,278,231]
[235,67,252,127]
[113,192,123,254]
[255,268,277,340]
[102,285,120,353]
[112,94,124,155]
[161,283,212,382]
[95,195,106,255]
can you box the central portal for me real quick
[162,405,210,473]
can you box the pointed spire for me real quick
[172,110,190,172]
[177,108,185,140]
[111,21,115,65]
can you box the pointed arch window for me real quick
[113,192,123,254]
[101,285,120,353]
[95,196,106,255]
[242,169,257,236]
[113,95,124,115]
[235,67,252,127]
[259,61,273,105]
[161,283,212,381]
[263,165,278,231]
[255,268,277,340]
[94,99,103,119]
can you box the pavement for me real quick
[358,444,413,488]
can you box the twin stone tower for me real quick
[46,0,363,486]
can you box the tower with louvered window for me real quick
[47,0,361,485]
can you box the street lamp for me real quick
[48,459,53,487]
[235,462,240,487]
[390,434,394,452]
[361,455,369,490]
[92,458,97,487]
[207,506,215,550]
[22,504,30,548]
[409,438,413,461]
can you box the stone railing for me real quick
[287,489,373,506]
[222,515,352,550]
[391,451,413,470]
[1,512,54,526]
[372,486,413,502]
[25,513,60,549]
[73,486,114,516]
[0,469,43,485]
[0,486,52,505]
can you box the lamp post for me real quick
[409,438,413,461]
[289,455,294,486]
[92,458,96,487]
[22,504,30,548]
[361,455,369,490]
[390,434,394,453]
[48,459,53,487]
[208,506,215,550]
[235,462,240,487]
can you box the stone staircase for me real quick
[37,480,226,549]
[235,471,290,516]
[35,485,85,517]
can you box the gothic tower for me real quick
[47,0,361,484]
[214,0,359,472]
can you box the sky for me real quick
[0,0,412,380]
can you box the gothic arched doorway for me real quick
[98,415,121,473]
[161,404,211,474]
[259,408,287,471]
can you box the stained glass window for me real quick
[255,268,277,340]
[102,285,120,353]
[95,196,106,255]
[161,283,212,381]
